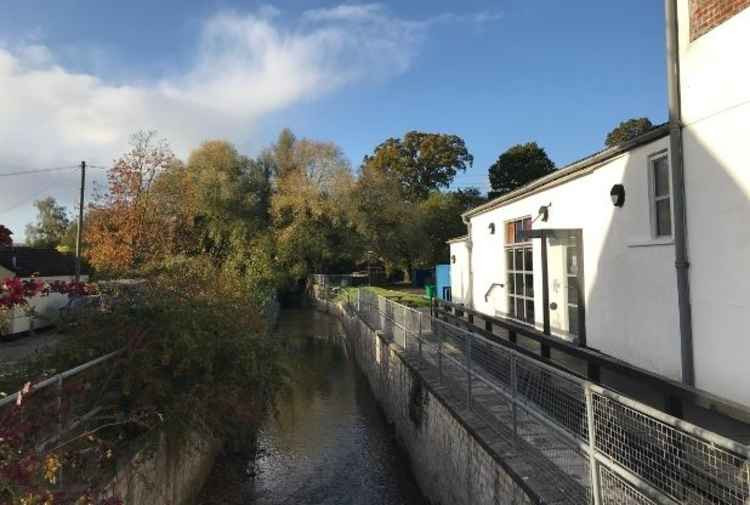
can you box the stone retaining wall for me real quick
[320,298,539,505]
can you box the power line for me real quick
[0,165,78,178]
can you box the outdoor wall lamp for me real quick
[610,184,626,207]
[488,223,495,234]
[451,255,456,263]
[538,205,550,222]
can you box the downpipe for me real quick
[461,215,474,309]
[665,0,695,386]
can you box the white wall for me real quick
[677,4,750,405]
[463,136,683,380]
[449,240,470,305]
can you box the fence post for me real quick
[56,374,63,435]
[403,320,408,351]
[357,288,361,312]
[56,374,64,485]
[584,383,603,505]
[466,333,473,409]
[417,312,423,357]
[511,355,518,438]
[438,341,443,382]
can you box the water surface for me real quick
[201,308,427,505]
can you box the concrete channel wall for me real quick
[106,431,221,505]
[316,297,539,505]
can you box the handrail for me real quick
[0,348,125,408]
[433,297,750,424]
[483,282,504,302]
[356,288,750,504]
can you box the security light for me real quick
[610,184,626,207]
[538,205,549,222]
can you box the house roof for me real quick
[0,247,89,277]
[446,235,469,244]
[463,123,670,220]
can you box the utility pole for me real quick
[75,161,86,282]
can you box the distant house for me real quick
[0,247,89,335]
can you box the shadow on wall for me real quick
[586,131,750,410]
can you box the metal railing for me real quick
[310,274,361,288]
[354,288,750,505]
[0,349,124,452]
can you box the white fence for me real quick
[354,288,750,505]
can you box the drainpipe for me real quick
[461,215,474,309]
[665,0,695,386]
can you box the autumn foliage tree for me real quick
[86,131,177,274]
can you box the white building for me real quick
[0,247,88,335]
[450,0,750,407]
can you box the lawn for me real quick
[331,285,432,308]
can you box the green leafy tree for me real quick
[25,197,71,249]
[605,117,654,147]
[363,131,473,200]
[271,132,362,281]
[488,142,555,196]
[170,140,272,261]
[353,166,416,277]
[452,187,487,210]
[26,196,70,249]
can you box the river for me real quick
[199,308,427,505]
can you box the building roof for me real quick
[0,247,88,277]
[463,124,670,219]
[446,235,469,244]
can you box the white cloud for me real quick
[0,4,501,239]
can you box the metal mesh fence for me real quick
[599,465,659,505]
[351,288,750,505]
[515,356,588,442]
[592,391,750,505]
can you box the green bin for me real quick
[425,284,436,299]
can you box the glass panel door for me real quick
[544,231,583,341]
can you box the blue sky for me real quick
[0,1,667,240]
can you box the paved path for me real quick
[1,330,61,365]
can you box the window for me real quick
[505,217,534,324]
[650,154,672,237]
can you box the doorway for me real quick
[528,229,586,345]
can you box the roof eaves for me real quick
[446,235,469,244]
[462,124,670,219]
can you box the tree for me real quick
[488,142,555,195]
[271,132,362,279]
[0,225,12,248]
[362,131,473,200]
[353,166,417,277]
[605,117,654,147]
[86,130,176,273]
[452,187,487,210]
[25,197,70,249]
[272,128,297,178]
[180,140,271,260]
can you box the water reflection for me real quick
[199,309,426,505]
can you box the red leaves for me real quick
[0,277,97,310]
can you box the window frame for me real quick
[504,216,535,325]
[648,151,673,238]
